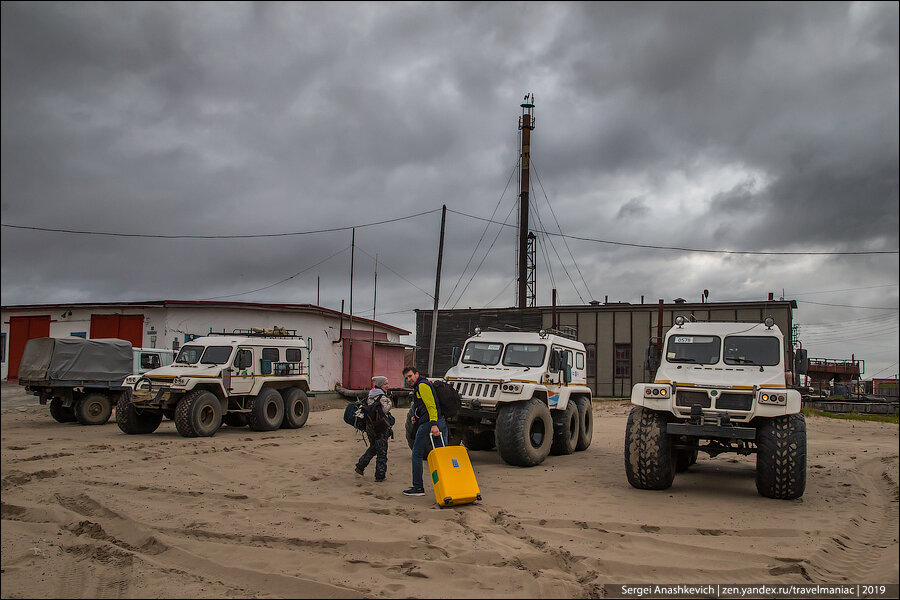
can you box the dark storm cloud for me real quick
[2,1,898,374]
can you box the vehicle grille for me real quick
[452,381,499,399]
[715,393,753,411]
[675,390,711,408]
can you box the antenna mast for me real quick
[517,93,536,308]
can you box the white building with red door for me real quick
[1,300,410,392]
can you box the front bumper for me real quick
[667,422,756,440]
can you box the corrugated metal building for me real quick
[416,298,797,397]
[1,300,410,391]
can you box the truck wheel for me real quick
[675,448,698,473]
[75,393,113,426]
[49,398,76,423]
[549,401,579,456]
[463,430,495,451]
[573,396,593,451]
[280,387,310,429]
[756,414,807,499]
[496,398,553,467]
[249,388,284,432]
[223,413,249,427]
[624,406,676,490]
[175,390,223,437]
[116,393,163,434]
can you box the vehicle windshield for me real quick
[200,346,234,365]
[665,335,721,365]
[175,345,204,364]
[462,342,503,365]
[723,336,780,366]
[503,343,547,367]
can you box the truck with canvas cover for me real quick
[18,337,133,426]
[625,316,809,499]
[407,329,594,467]
[120,328,311,438]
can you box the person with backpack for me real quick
[402,366,448,496]
[354,376,394,482]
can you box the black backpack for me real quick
[431,379,461,418]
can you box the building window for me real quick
[586,344,596,379]
[615,343,631,378]
[70,332,87,338]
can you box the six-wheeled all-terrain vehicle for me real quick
[18,337,133,426]
[408,328,594,467]
[625,316,809,499]
[119,328,312,437]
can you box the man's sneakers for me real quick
[375,476,385,482]
[354,465,365,476]
[402,487,425,496]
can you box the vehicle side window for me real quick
[285,348,302,362]
[234,349,252,368]
[141,353,161,369]
[262,348,279,361]
[576,352,584,369]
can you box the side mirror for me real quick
[795,348,809,375]
[451,346,461,366]
[549,351,559,371]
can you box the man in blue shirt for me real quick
[402,366,448,496]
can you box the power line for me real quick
[0,208,441,239]
[450,201,518,309]
[443,162,518,309]
[355,245,434,300]
[797,300,899,310]
[195,245,351,300]
[532,162,593,301]
[445,209,899,256]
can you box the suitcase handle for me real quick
[429,432,446,450]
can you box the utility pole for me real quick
[428,205,447,377]
[348,228,355,387]
[517,94,535,308]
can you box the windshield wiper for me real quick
[727,357,758,365]
[670,357,699,363]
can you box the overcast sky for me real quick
[2,2,898,379]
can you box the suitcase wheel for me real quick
[443,497,453,506]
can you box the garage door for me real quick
[8,315,51,381]
[90,314,144,347]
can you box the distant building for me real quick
[1,300,409,391]
[416,298,797,397]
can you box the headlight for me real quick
[758,392,786,405]
[124,375,140,385]
[644,385,671,398]
[172,377,187,387]
[501,383,523,394]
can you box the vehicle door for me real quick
[138,351,162,374]
[229,347,255,395]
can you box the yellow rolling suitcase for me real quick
[427,434,482,507]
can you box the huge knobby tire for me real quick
[624,406,676,490]
[175,390,223,438]
[249,388,284,432]
[756,414,807,500]
[549,401,579,456]
[116,393,163,435]
[280,387,310,429]
[75,393,113,426]
[49,398,76,423]
[574,396,593,451]
[496,398,553,467]
[463,430,496,452]
[675,448,699,473]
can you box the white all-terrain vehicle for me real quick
[625,316,808,499]
[118,328,312,438]
[411,328,594,467]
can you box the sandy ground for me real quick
[1,383,898,599]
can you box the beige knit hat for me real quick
[372,376,388,388]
